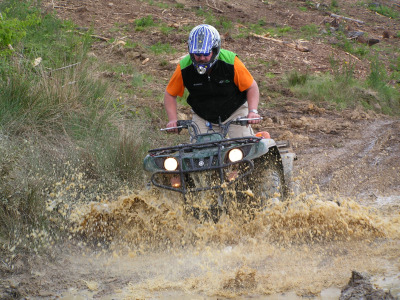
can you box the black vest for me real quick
[181,60,247,123]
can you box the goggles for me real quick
[192,52,211,57]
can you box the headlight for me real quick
[228,148,243,162]
[164,157,178,171]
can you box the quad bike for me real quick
[143,117,297,222]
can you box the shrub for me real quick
[0,9,40,56]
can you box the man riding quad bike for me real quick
[144,24,296,221]
[143,117,297,222]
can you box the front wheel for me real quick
[246,153,286,210]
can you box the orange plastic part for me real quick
[255,131,271,139]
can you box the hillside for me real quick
[1,0,400,298]
[45,0,400,195]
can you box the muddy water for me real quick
[57,189,400,299]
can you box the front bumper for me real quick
[151,159,254,194]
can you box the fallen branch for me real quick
[74,30,109,42]
[330,13,365,24]
[90,34,109,42]
[250,33,310,52]
[206,0,224,13]
[345,52,360,61]
[51,62,81,72]
[54,5,84,10]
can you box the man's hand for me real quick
[164,91,179,133]
[247,111,261,124]
[166,120,179,133]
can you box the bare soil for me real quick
[1,0,400,298]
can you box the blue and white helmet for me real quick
[188,24,221,74]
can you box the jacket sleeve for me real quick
[233,56,254,92]
[166,64,185,97]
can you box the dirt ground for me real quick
[1,0,400,298]
[42,0,400,201]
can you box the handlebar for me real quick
[160,120,196,134]
[161,117,262,138]
[228,117,263,126]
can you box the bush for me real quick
[0,6,40,56]
[366,58,400,114]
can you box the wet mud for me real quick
[2,118,400,299]
[3,186,398,299]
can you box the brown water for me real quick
[56,189,400,299]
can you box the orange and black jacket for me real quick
[166,49,254,123]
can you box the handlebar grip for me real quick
[233,117,263,126]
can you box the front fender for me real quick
[244,138,277,161]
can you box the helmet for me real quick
[188,24,221,74]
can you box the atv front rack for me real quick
[148,136,263,156]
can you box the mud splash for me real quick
[63,190,400,298]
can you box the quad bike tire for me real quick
[246,151,286,210]
[189,203,223,223]
[185,188,224,223]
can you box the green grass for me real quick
[150,42,176,55]
[329,0,340,12]
[235,20,293,38]
[160,23,174,35]
[366,58,400,114]
[368,3,399,19]
[134,15,155,31]
[300,24,319,39]
[287,58,400,114]
[389,56,400,82]
[331,32,370,58]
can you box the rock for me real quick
[355,36,380,46]
[347,31,364,39]
[125,51,141,60]
[383,30,391,38]
[340,271,395,300]
[367,38,380,46]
